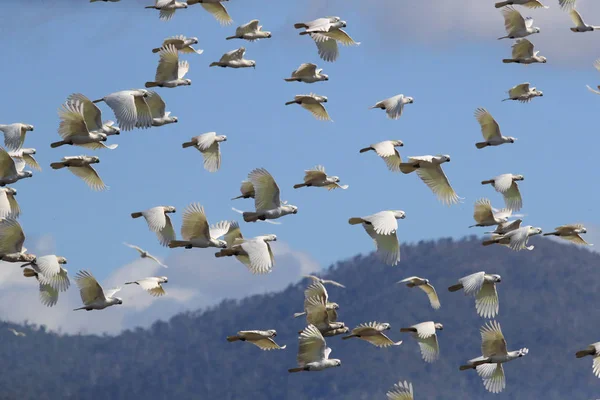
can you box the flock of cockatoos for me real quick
[2,0,599,397]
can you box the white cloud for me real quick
[305,0,600,63]
[0,238,319,335]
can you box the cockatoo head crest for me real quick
[436,155,451,163]
[249,60,256,69]
[329,302,340,310]
[333,359,342,367]
[330,176,340,183]
[216,135,227,142]
[25,125,34,132]
[183,79,192,86]
[90,156,100,164]
[435,323,444,330]
[164,206,177,214]
[406,97,414,104]
[490,274,502,283]
[507,137,516,143]
[266,329,277,337]
[115,298,123,305]
[191,37,199,44]
[57,256,67,264]
[159,276,168,283]
[513,174,524,181]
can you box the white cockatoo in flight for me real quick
[460,321,529,394]
[349,210,405,266]
[448,271,502,318]
[288,324,342,373]
[498,7,541,40]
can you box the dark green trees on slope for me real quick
[1,236,599,399]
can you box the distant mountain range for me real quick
[1,236,600,399]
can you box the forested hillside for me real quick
[1,237,599,399]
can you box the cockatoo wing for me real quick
[135,278,166,297]
[0,192,13,219]
[295,63,317,76]
[416,334,439,363]
[386,381,414,400]
[305,296,330,326]
[480,320,508,356]
[159,8,176,22]
[124,243,145,254]
[365,224,400,266]
[58,101,90,139]
[476,282,499,318]
[297,324,327,365]
[221,47,245,62]
[209,220,230,240]
[249,168,281,210]
[304,166,327,182]
[474,108,501,140]
[324,28,359,46]
[104,91,138,132]
[156,45,180,82]
[312,34,339,62]
[503,182,522,211]
[559,0,576,10]
[201,3,232,25]
[492,174,514,193]
[416,164,460,205]
[569,9,585,27]
[300,101,331,121]
[419,283,441,310]
[143,207,168,232]
[304,281,328,303]
[23,154,41,171]
[509,83,530,98]
[459,271,486,296]
[361,211,398,235]
[512,39,534,59]
[0,148,17,178]
[224,221,243,247]
[181,203,210,241]
[237,19,259,35]
[39,283,59,308]
[503,7,527,33]
[363,332,402,348]
[411,321,436,339]
[473,198,495,223]
[477,364,506,394]
[241,239,273,274]
[157,215,176,247]
[145,91,166,118]
[67,93,103,131]
[178,60,190,79]
[74,270,106,305]
[6,193,19,218]
[36,256,70,292]
[133,94,153,129]
[0,218,24,254]
[201,141,221,173]
[68,165,107,191]
[104,287,122,299]
[251,337,285,351]
[193,132,217,151]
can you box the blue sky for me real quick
[1,0,599,332]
